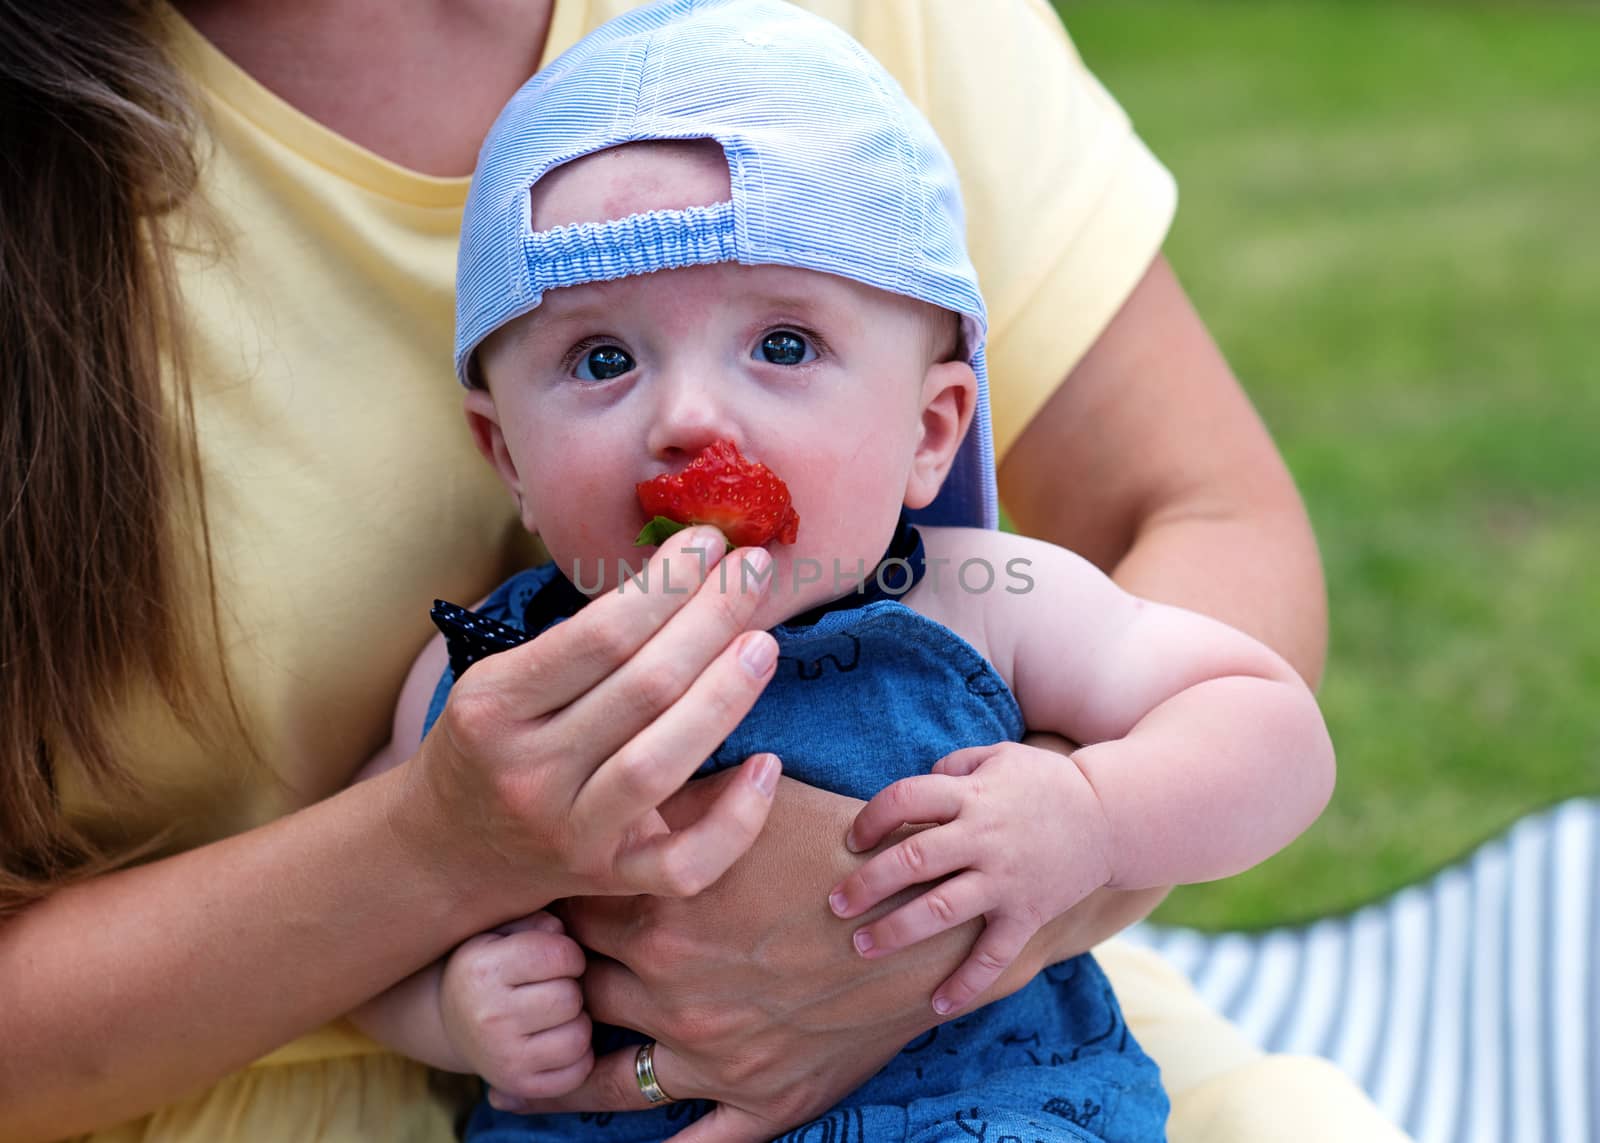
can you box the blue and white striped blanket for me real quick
[1125,798,1599,1143]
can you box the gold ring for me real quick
[634,1040,674,1105]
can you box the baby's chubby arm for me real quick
[999,531,1336,887]
[830,528,1335,1014]
[347,634,593,1105]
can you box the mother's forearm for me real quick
[999,256,1328,688]
[594,769,1157,1028]
[577,773,979,1035]
[0,764,492,1143]
[1111,509,1327,688]
[1008,885,1170,989]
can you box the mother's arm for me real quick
[0,532,778,1143]
[1002,255,1327,687]
[547,253,1328,1142]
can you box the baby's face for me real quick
[469,144,962,626]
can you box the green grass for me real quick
[1052,1,1600,929]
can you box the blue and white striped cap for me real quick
[456,0,997,529]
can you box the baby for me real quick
[352,2,1335,1141]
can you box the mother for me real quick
[0,1,1379,1141]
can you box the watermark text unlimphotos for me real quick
[565,546,1035,598]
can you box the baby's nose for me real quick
[645,371,742,461]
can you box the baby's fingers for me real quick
[841,870,988,959]
[491,910,565,937]
[485,1044,595,1109]
[930,746,996,779]
[930,914,1036,1017]
[829,816,970,919]
[844,774,965,854]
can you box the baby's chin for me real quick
[550,539,877,630]
[550,542,760,601]
[749,560,882,629]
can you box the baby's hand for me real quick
[827,742,1114,1017]
[440,911,593,1107]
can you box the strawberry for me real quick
[635,439,800,548]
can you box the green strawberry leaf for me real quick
[634,516,690,547]
[633,516,735,553]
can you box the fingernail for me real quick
[853,929,875,955]
[687,525,724,551]
[754,753,780,797]
[845,829,861,853]
[932,995,953,1015]
[740,631,777,677]
[828,890,848,916]
[741,547,772,587]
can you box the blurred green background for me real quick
[1051,1,1600,930]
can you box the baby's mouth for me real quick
[634,439,800,549]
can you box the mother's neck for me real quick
[173,0,555,177]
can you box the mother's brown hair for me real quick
[1,0,224,913]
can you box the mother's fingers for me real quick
[504,528,739,718]
[612,753,783,898]
[571,633,777,841]
[575,956,655,1033]
[665,1104,777,1143]
[555,546,775,763]
[509,1038,693,1116]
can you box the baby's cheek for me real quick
[536,511,639,592]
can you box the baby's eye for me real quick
[756,330,815,366]
[574,344,634,381]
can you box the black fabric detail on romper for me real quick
[429,599,532,681]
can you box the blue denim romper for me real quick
[424,531,1168,1143]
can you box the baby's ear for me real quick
[904,360,978,510]
[462,388,535,531]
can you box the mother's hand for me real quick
[397,528,783,920]
[517,775,986,1142]
[514,735,1169,1143]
